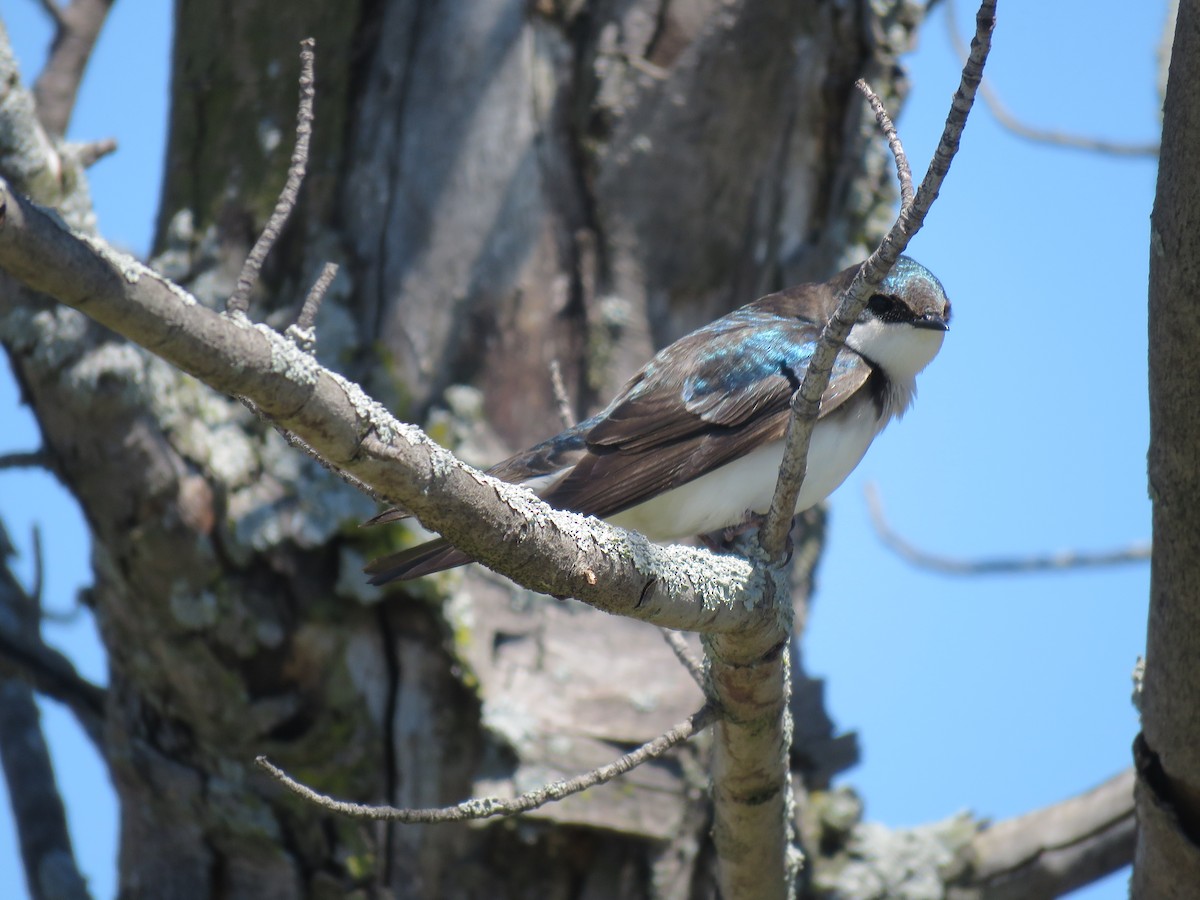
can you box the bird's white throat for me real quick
[845,318,945,414]
[845,318,945,382]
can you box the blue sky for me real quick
[0,2,1164,898]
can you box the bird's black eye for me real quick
[867,294,898,318]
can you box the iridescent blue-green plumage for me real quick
[365,256,950,583]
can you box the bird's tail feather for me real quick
[364,538,473,584]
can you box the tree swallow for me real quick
[365,256,950,584]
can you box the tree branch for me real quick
[227,38,316,316]
[866,484,1151,575]
[0,450,53,471]
[0,179,768,633]
[760,0,996,561]
[944,1,1158,158]
[258,703,718,823]
[702,3,995,895]
[950,769,1135,899]
[32,0,115,138]
[857,79,914,208]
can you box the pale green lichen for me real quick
[327,369,398,442]
[814,806,978,900]
[256,323,320,386]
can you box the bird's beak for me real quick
[913,312,949,332]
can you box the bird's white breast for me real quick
[606,398,884,540]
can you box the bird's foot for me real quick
[698,511,769,551]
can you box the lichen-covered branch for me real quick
[0,179,766,633]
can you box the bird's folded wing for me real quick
[543,314,874,519]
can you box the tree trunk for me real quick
[1137,0,1200,895]
[3,1,927,895]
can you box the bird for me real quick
[365,255,950,584]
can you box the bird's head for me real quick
[845,256,950,383]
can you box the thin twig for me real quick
[660,629,705,689]
[548,359,574,429]
[286,262,339,353]
[259,703,719,822]
[297,262,338,332]
[856,79,913,207]
[0,451,53,471]
[227,38,316,315]
[73,137,118,169]
[760,0,996,561]
[865,484,1150,575]
[944,1,1158,158]
[29,527,43,609]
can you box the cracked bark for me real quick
[2,0,931,896]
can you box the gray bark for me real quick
[2,0,932,896]
[1138,0,1200,895]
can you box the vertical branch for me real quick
[32,0,115,137]
[227,38,316,315]
[759,0,996,561]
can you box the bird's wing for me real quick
[543,310,875,519]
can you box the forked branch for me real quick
[760,0,997,561]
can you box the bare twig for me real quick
[286,262,338,354]
[866,484,1150,575]
[660,629,705,689]
[548,359,574,430]
[259,703,718,822]
[28,527,43,608]
[32,0,115,137]
[761,0,996,561]
[944,1,1158,158]
[227,38,316,316]
[856,79,914,208]
[72,136,117,169]
[0,451,53,471]
[296,261,338,332]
